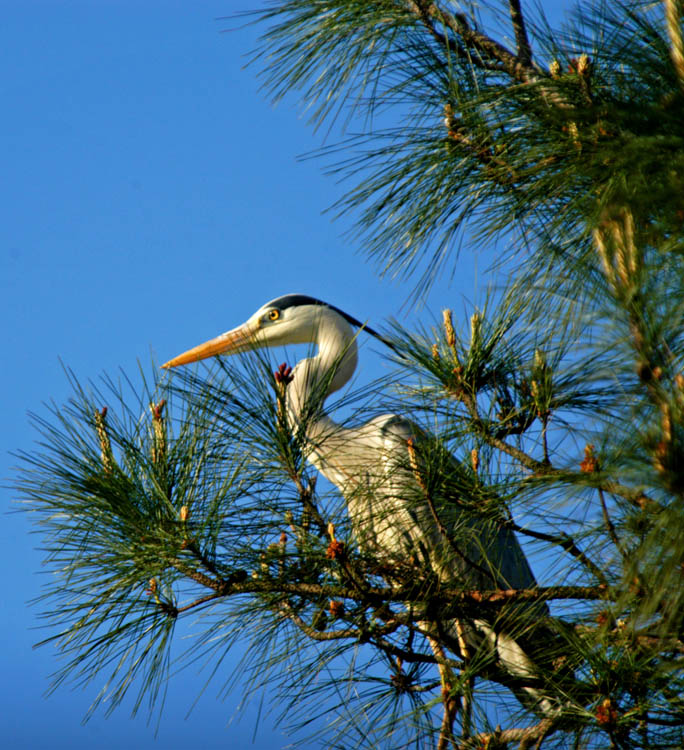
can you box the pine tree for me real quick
[16,2,684,748]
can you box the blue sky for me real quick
[2,1,567,747]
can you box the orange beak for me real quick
[161,322,258,369]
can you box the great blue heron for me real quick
[162,294,564,715]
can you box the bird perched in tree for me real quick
[163,293,565,715]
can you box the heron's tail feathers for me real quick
[446,617,590,718]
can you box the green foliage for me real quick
[247,0,684,293]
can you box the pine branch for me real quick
[508,0,532,65]
[408,0,540,83]
[162,574,611,607]
[444,584,609,604]
[469,716,558,750]
[175,592,225,615]
[461,394,662,512]
[371,633,463,669]
[280,603,362,641]
[168,557,224,593]
[598,487,626,558]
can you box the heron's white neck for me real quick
[285,311,358,443]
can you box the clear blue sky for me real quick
[2,1,567,747]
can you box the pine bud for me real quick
[470,311,481,348]
[471,448,479,473]
[147,578,161,603]
[443,102,454,130]
[595,697,618,726]
[94,407,114,472]
[274,363,293,427]
[577,54,591,76]
[407,437,425,491]
[580,444,599,473]
[274,362,294,385]
[653,439,669,474]
[442,309,456,348]
[661,403,672,444]
[179,505,189,522]
[326,538,345,560]
[594,227,615,287]
[150,399,167,465]
[530,380,539,400]
[151,399,166,420]
[549,59,561,78]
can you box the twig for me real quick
[175,592,224,614]
[445,124,519,185]
[504,519,608,585]
[439,685,457,749]
[163,560,611,607]
[183,539,222,579]
[508,0,532,65]
[459,387,542,471]
[598,487,626,557]
[453,618,473,742]
[540,414,550,464]
[280,603,361,641]
[290,471,327,536]
[373,634,463,668]
[469,716,557,749]
[410,0,539,83]
[168,557,224,592]
[440,584,609,609]
[421,626,458,750]
[463,405,661,512]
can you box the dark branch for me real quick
[505,519,608,585]
[408,0,540,83]
[598,487,626,557]
[162,566,612,609]
[508,0,532,65]
[469,716,558,750]
[462,397,662,512]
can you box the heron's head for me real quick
[161,294,363,369]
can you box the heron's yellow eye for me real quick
[268,309,280,321]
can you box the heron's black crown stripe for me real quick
[264,294,399,355]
